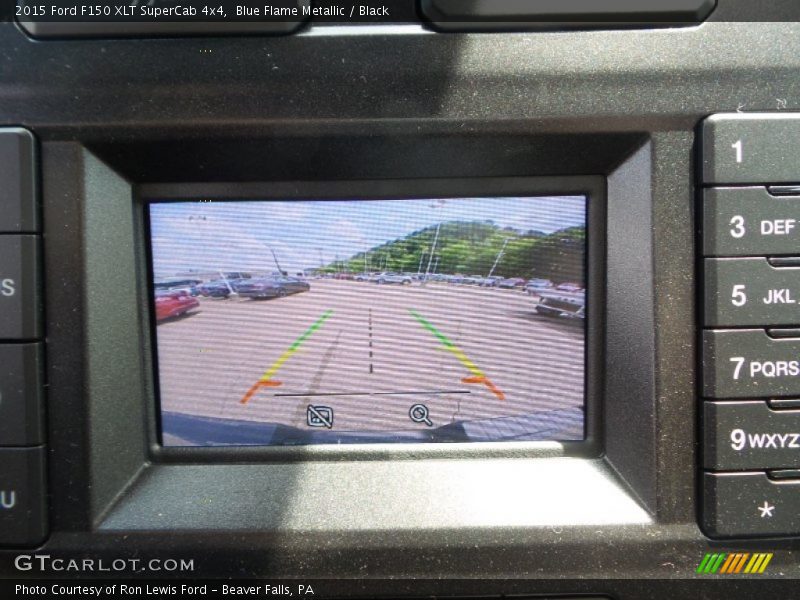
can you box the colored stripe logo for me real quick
[697,553,773,574]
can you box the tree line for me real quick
[321,220,585,284]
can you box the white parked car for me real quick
[525,278,554,295]
[534,286,585,320]
[373,272,412,285]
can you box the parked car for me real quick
[480,276,503,287]
[555,282,583,293]
[525,278,554,295]
[235,276,311,299]
[373,272,412,285]
[496,277,527,289]
[222,272,251,281]
[154,291,200,322]
[197,280,234,298]
[460,275,484,285]
[534,287,585,320]
[154,278,202,296]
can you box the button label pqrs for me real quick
[730,357,800,380]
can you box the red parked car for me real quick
[154,291,200,323]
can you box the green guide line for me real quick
[408,309,454,348]
[289,309,334,352]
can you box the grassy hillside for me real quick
[323,221,585,283]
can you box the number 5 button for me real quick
[704,258,800,327]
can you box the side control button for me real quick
[703,187,800,257]
[0,447,47,546]
[0,343,44,446]
[704,258,800,327]
[703,330,800,398]
[0,128,37,233]
[0,235,41,340]
[704,401,800,470]
[703,471,800,538]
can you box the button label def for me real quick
[761,219,796,235]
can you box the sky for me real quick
[150,196,586,277]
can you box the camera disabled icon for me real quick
[306,405,334,429]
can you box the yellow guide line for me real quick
[260,348,295,381]
[446,346,484,378]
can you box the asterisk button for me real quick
[758,501,775,518]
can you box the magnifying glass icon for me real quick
[409,403,433,427]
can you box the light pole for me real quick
[487,238,511,279]
[269,247,284,275]
[423,223,441,282]
[422,199,447,283]
[189,213,238,296]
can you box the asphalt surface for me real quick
[155,280,585,445]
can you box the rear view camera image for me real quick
[149,195,587,446]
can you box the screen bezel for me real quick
[137,176,605,462]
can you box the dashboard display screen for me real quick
[149,195,587,446]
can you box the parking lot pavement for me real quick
[155,279,585,442]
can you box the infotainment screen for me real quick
[148,195,587,446]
